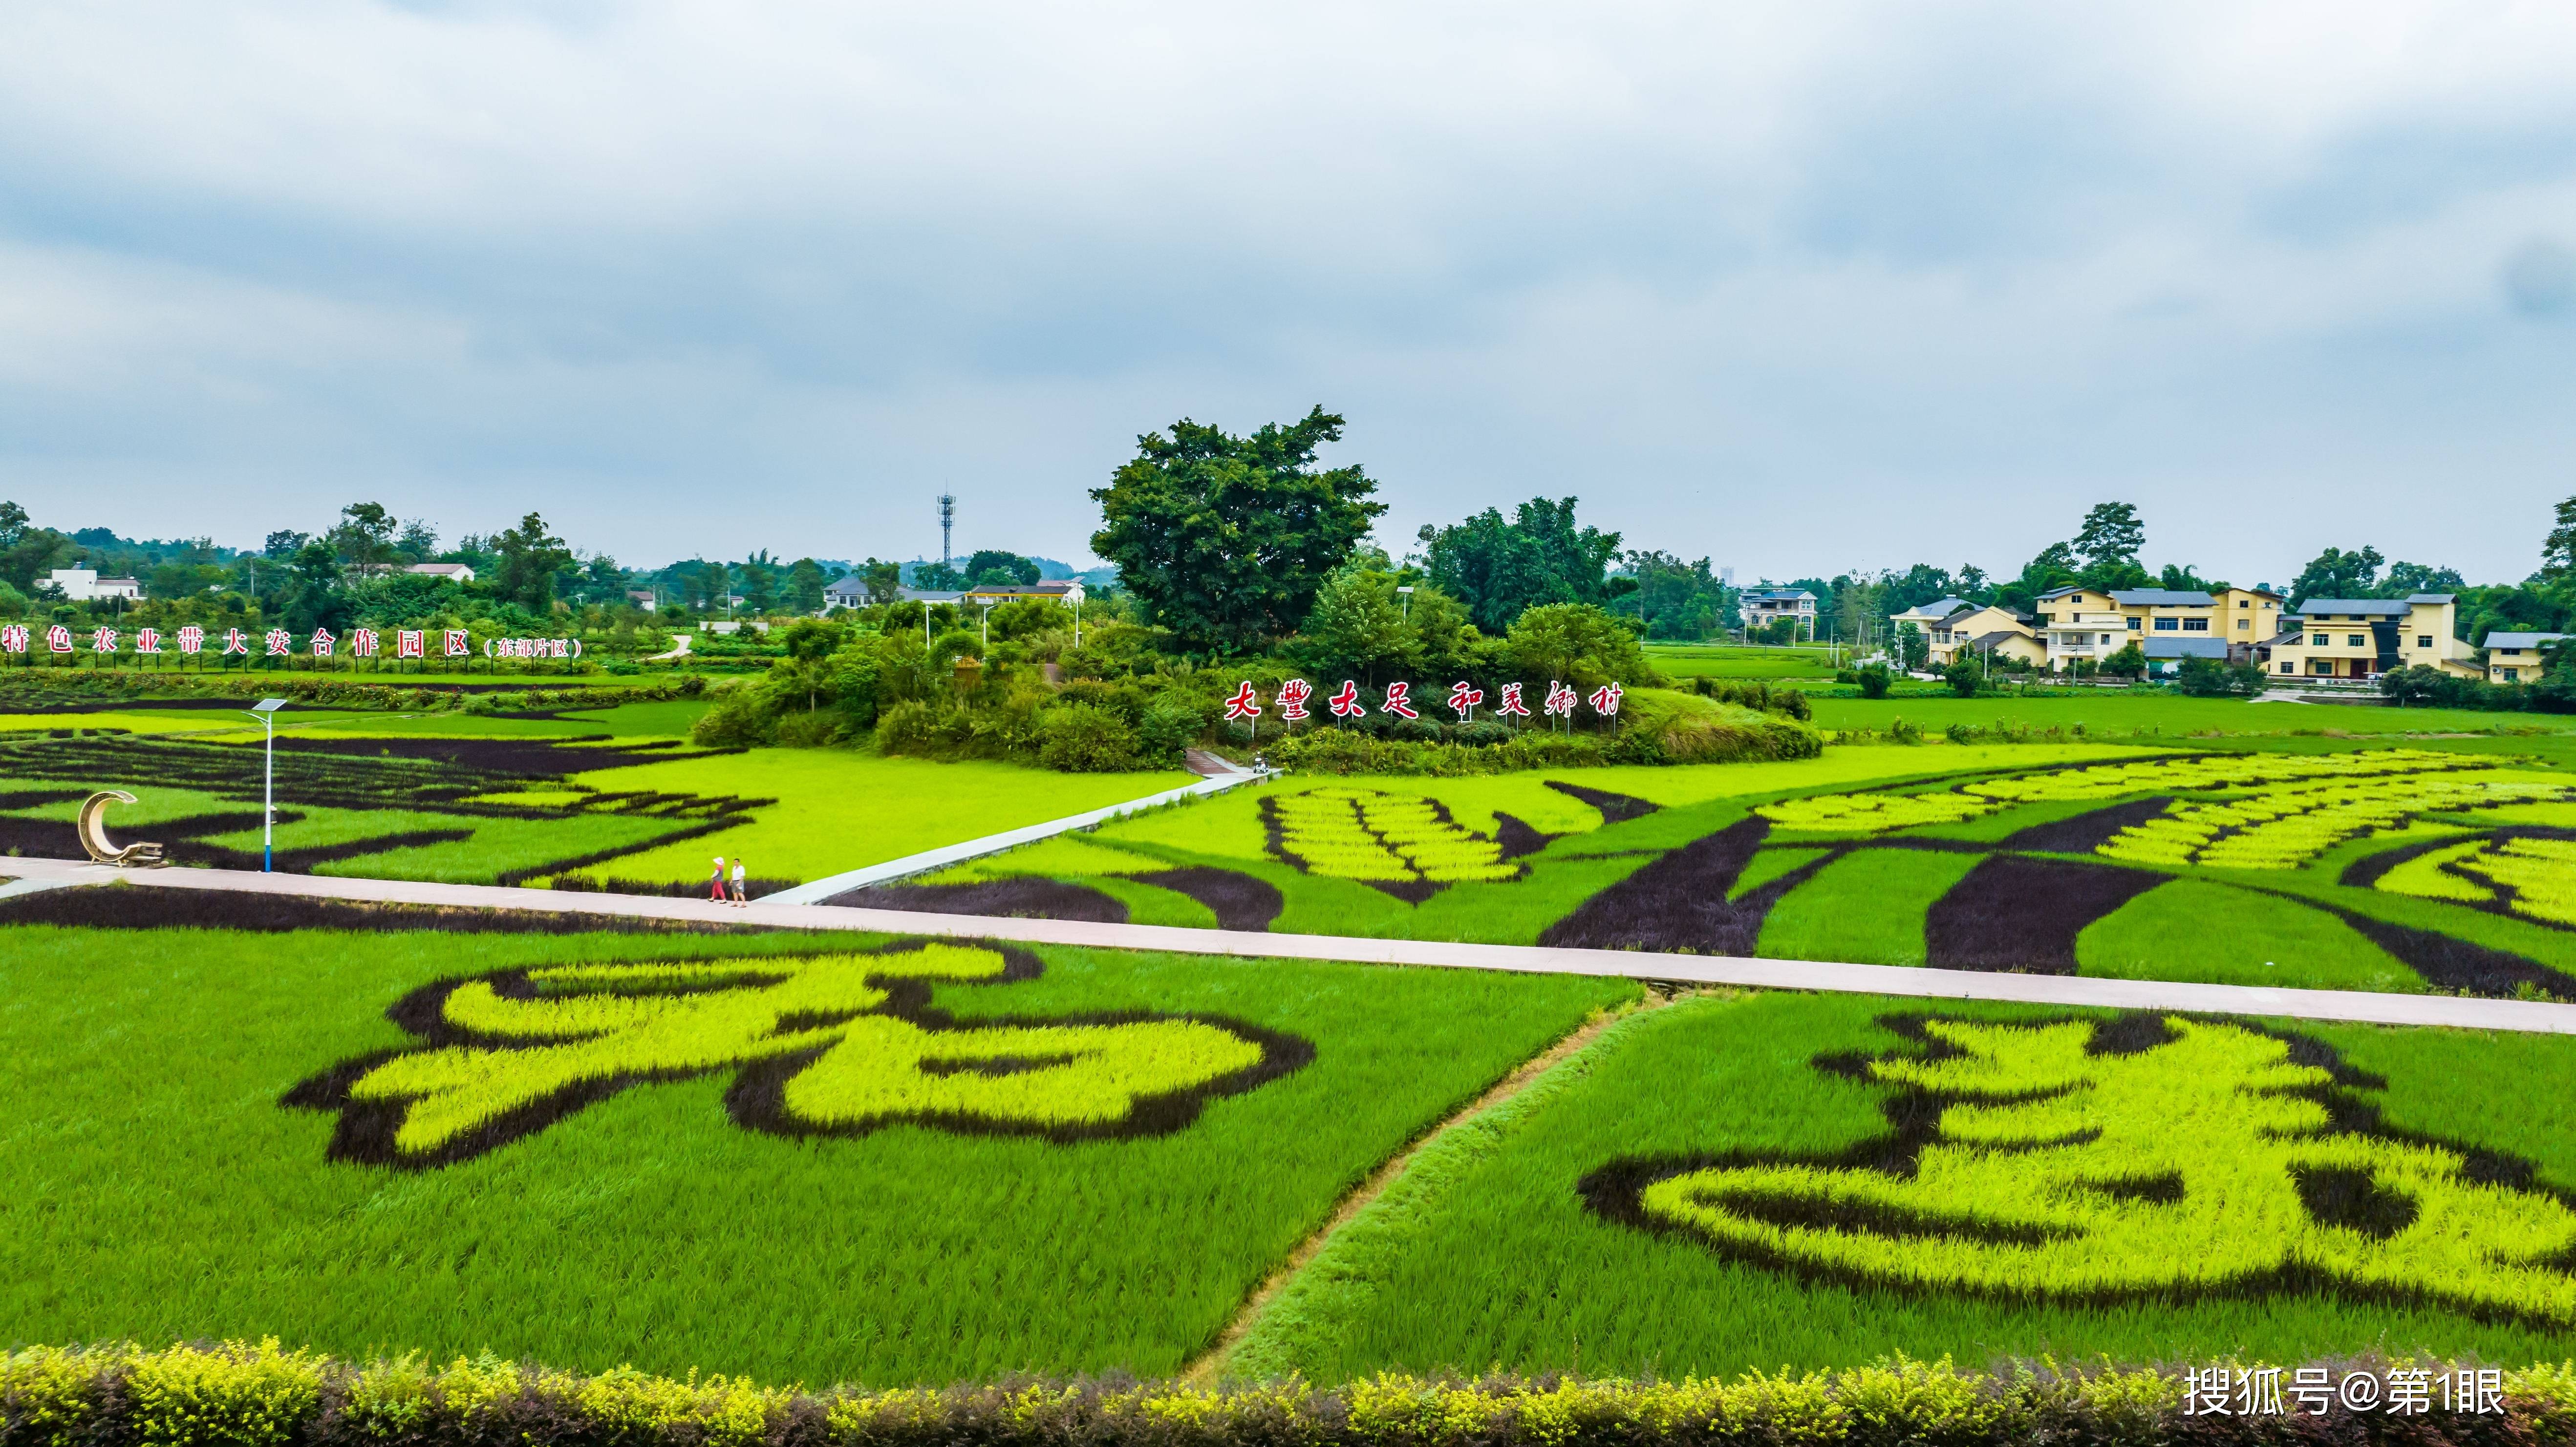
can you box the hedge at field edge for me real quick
[7,1342,2576,1447]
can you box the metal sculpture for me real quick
[77,790,165,868]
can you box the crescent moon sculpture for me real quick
[77,790,167,868]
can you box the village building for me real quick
[2263,595,2480,680]
[44,567,141,601]
[1740,587,1817,638]
[2482,632,2567,685]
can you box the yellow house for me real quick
[2266,595,2480,681]
[2483,632,2566,685]
[2213,587,2284,656]
[1923,604,2038,666]
[2034,587,2225,669]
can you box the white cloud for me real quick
[0,0,2573,575]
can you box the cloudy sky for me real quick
[3,1,2574,584]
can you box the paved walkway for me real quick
[10,854,2576,1036]
[760,758,1264,905]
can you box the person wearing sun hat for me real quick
[709,856,728,903]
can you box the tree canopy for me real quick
[1089,406,1384,652]
[491,512,574,612]
[1419,496,1626,634]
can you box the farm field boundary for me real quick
[14,854,2576,1035]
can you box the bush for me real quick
[872,700,946,754]
[1037,703,1145,772]
[1942,659,1982,697]
[1686,676,1814,720]
[1136,699,1210,764]
[2,1341,2570,1447]
[1856,664,1892,699]
[2178,656,2271,699]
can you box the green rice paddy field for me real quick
[6,902,2576,1384]
[0,695,1188,891]
[0,912,1632,1383]
[1229,990,2576,1378]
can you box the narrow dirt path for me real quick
[1180,989,1681,1383]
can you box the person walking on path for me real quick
[730,857,749,906]
[708,856,727,903]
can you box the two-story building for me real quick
[1921,604,2044,667]
[2214,587,2285,660]
[2483,632,2567,685]
[2265,595,2481,680]
[2033,587,2225,670]
[1740,587,1818,639]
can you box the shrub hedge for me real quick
[7,1342,2576,1447]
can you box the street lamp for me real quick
[242,697,287,872]
[980,601,995,649]
[1396,584,1414,622]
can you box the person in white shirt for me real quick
[729,858,748,906]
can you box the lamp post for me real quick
[1396,584,1414,621]
[242,697,287,872]
[980,601,995,649]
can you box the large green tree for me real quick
[2289,546,2384,606]
[1419,496,1624,634]
[786,558,829,613]
[0,501,73,595]
[1090,406,1384,652]
[963,550,1040,587]
[326,502,401,568]
[1300,563,1419,683]
[491,512,574,612]
[2071,501,2145,573]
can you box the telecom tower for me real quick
[938,493,955,565]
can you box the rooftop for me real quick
[2105,589,2216,607]
[2296,599,2411,617]
[2484,632,2569,650]
[2143,637,2230,660]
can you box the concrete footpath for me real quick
[11,853,2576,1036]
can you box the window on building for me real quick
[2098,634,2111,645]
[2417,635,2432,649]
[2183,618,2208,632]
[2312,660,2335,675]
[2150,617,2173,630]
[2279,661,2295,674]
[2236,618,2250,630]
[2127,617,2142,630]
[2504,667,2521,682]
[2347,635,2365,647]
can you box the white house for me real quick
[45,568,140,601]
[407,562,476,583]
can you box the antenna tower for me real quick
[938,493,955,566]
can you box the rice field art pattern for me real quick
[1264,787,1540,900]
[286,940,1311,1167]
[1584,1014,2576,1325]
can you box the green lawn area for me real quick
[559,749,1197,888]
[0,917,1634,1385]
[1645,643,1842,679]
[1811,693,2576,739]
[1231,991,2576,1380]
